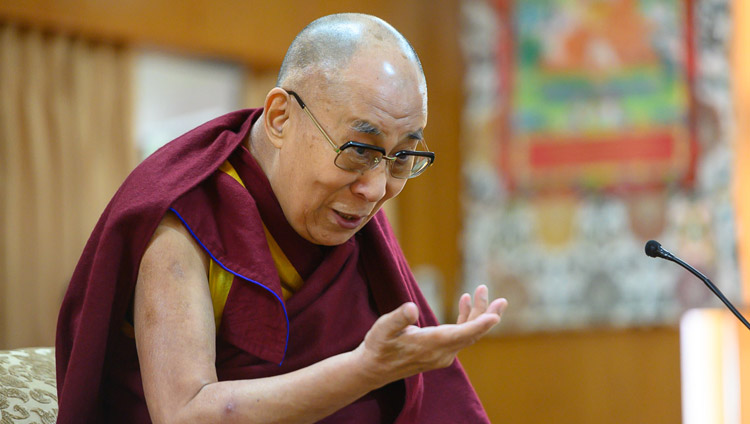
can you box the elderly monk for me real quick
[55,13,507,423]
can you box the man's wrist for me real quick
[344,344,389,392]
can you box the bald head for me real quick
[277,13,425,91]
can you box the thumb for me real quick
[380,302,419,336]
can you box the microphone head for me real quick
[645,240,662,258]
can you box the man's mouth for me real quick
[333,209,367,229]
[336,210,362,221]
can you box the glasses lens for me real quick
[391,153,433,179]
[336,144,382,172]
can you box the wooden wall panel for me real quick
[0,0,311,68]
[460,327,682,424]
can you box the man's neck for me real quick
[247,116,275,182]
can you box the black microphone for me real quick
[645,240,750,330]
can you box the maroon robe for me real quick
[55,109,490,423]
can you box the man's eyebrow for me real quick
[350,120,424,140]
[407,129,424,140]
[351,120,381,136]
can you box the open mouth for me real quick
[333,209,367,229]
[336,211,361,221]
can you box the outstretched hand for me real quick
[354,285,507,388]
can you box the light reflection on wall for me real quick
[134,50,244,160]
[680,308,746,424]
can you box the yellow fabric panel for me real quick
[208,260,234,330]
[218,160,244,188]
[262,225,305,300]
[207,160,305,332]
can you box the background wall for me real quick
[1,1,748,423]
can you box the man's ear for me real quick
[263,87,291,149]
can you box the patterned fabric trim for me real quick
[0,347,57,424]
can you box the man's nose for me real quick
[351,162,388,202]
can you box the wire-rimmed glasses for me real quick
[285,90,435,179]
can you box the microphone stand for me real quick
[645,240,750,331]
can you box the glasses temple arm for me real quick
[300,107,340,152]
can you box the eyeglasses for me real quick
[285,90,435,179]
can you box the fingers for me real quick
[456,285,509,326]
[378,302,419,337]
[424,313,501,353]
[467,285,490,321]
[487,297,509,316]
[456,297,508,343]
[375,292,507,354]
[456,293,471,324]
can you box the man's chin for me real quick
[305,227,360,246]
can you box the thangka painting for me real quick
[460,0,740,332]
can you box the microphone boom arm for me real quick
[646,240,750,331]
